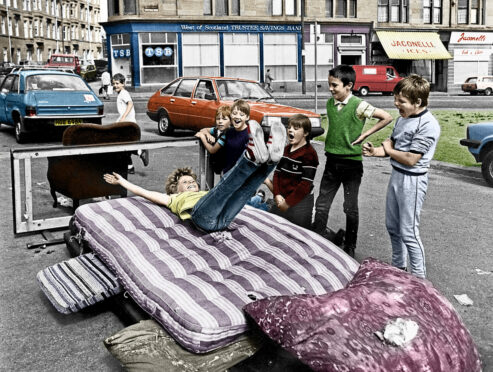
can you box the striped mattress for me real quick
[72,196,359,353]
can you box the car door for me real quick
[187,79,220,130]
[0,75,15,124]
[166,78,196,128]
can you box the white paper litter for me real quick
[57,196,73,208]
[475,268,491,275]
[454,294,474,306]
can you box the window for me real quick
[174,79,196,98]
[272,0,297,16]
[458,0,468,23]
[204,0,212,15]
[139,32,177,84]
[123,0,136,14]
[471,0,479,24]
[325,0,333,17]
[231,0,239,15]
[424,0,441,24]
[109,0,119,16]
[264,33,297,81]
[336,0,346,17]
[160,80,179,95]
[224,33,259,81]
[182,33,220,76]
[194,80,215,100]
[378,0,407,22]
[1,17,5,35]
[215,0,227,15]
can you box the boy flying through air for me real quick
[363,75,440,279]
[104,120,287,232]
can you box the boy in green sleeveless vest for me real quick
[312,65,393,257]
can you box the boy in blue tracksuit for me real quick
[363,74,441,279]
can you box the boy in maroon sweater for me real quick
[264,114,319,228]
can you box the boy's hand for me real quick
[274,195,289,212]
[382,138,394,152]
[104,172,122,185]
[362,142,375,156]
[194,132,204,139]
[351,134,367,146]
[204,132,215,144]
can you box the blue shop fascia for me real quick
[101,20,371,89]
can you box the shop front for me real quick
[371,31,452,91]
[448,31,493,94]
[103,22,306,89]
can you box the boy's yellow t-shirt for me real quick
[167,191,208,220]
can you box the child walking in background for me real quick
[195,105,231,175]
[312,64,393,257]
[264,114,319,229]
[112,73,149,174]
[362,75,440,279]
[104,120,287,232]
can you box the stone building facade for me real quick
[104,0,493,92]
[0,0,103,64]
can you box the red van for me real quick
[352,65,403,96]
[45,54,81,75]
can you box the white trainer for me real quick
[267,121,287,162]
[246,120,269,164]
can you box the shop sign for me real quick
[113,49,131,58]
[179,23,302,33]
[145,47,154,57]
[144,47,173,58]
[454,48,491,61]
[450,32,493,44]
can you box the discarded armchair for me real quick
[47,121,140,210]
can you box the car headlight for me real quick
[261,116,282,127]
[309,117,321,128]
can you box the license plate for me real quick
[54,119,83,126]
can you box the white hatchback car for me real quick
[461,76,493,96]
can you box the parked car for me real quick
[352,65,403,96]
[461,76,493,96]
[0,69,104,143]
[460,122,493,186]
[45,54,81,75]
[146,77,324,137]
[80,64,98,81]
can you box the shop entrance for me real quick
[340,55,362,65]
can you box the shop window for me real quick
[224,33,259,81]
[264,33,297,81]
[305,29,334,81]
[140,32,177,85]
[325,0,333,17]
[378,0,407,23]
[182,33,220,77]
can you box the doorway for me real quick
[340,55,362,65]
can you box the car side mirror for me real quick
[204,93,216,100]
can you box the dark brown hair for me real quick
[165,167,198,194]
[393,74,430,107]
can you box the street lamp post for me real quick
[301,0,306,94]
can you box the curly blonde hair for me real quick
[165,167,198,194]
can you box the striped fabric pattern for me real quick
[73,196,359,353]
[37,253,122,314]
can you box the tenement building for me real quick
[0,0,103,64]
[104,0,493,92]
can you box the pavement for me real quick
[0,86,491,370]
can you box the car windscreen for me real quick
[26,75,90,91]
[216,80,274,102]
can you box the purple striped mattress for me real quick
[72,196,358,353]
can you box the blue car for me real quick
[0,69,104,143]
[460,122,493,186]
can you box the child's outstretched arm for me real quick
[195,132,223,154]
[352,108,393,145]
[103,172,171,206]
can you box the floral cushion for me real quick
[243,258,482,372]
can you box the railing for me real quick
[11,138,213,234]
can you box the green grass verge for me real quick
[314,110,493,167]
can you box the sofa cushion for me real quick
[243,258,482,372]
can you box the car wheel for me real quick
[158,111,174,136]
[485,88,492,96]
[359,87,369,96]
[14,117,27,143]
[481,150,493,187]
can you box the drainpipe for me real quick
[301,0,306,94]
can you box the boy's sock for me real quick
[245,120,269,164]
[267,121,287,162]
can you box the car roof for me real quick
[11,69,78,77]
[178,76,258,83]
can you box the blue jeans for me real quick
[386,168,428,278]
[313,155,363,248]
[191,153,276,232]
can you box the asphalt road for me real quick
[0,96,492,370]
